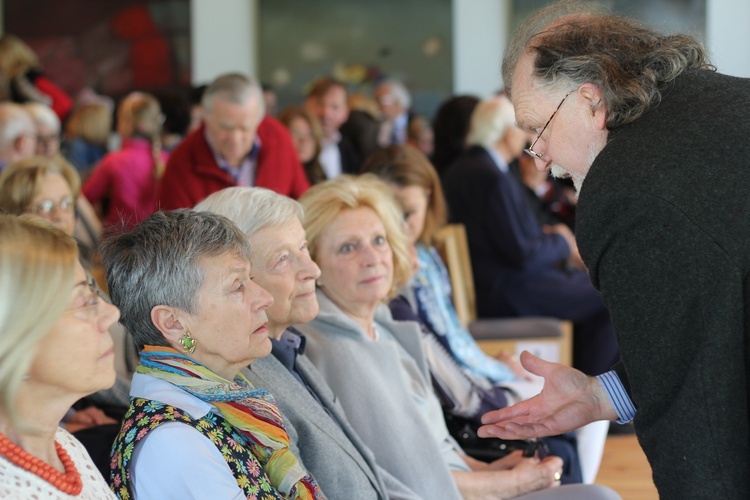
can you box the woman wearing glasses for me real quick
[0,155,103,261]
[0,155,79,235]
[0,215,120,498]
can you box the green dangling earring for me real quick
[178,330,197,355]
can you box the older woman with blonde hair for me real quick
[0,155,81,236]
[296,175,620,499]
[0,155,103,263]
[0,215,120,498]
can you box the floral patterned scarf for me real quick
[138,346,322,499]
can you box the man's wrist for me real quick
[595,371,636,423]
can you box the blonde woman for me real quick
[296,175,625,500]
[0,215,120,498]
[82,92,167,231]
[0,155,103,262]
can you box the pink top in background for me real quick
[83,138,169,231]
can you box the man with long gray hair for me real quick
[479,1,750,498]
[159,72,309,209]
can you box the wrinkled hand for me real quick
[484,452,564,493]
[478,351,617,440]
[514,455,564,492]
[65,406,117,433]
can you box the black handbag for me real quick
[444,412,549,462]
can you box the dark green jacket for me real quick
[578,69,750,499]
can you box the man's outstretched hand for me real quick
[478,351,618,439]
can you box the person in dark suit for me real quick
[305,77,362,180]
[478,3,750,499]
[431,95,479,176]
[442,95,619,377]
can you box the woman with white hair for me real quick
[0,215,120,498]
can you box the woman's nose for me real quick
[298,253,321,280]
[251,282,274,312]
[98,301,121,332]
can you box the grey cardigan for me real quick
[243,337,420,500]
[296,291,464,500]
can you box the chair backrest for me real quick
[435,223,477,327]
[435,224,573,367]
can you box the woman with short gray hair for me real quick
[102,209,322,499]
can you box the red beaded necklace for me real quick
[0,431,83,495]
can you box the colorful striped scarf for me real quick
[138,346,322,499]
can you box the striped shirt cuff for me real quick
[596,370,636,424]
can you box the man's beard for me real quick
[548,142,602,195]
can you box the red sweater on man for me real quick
[158,116,309,209]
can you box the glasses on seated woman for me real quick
[0,215,120,498]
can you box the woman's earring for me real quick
[178,330,197,355]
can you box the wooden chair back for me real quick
[436,223,477,327]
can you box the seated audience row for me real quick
[0,181,621,499]
[0,64,625,499]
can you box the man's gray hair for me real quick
[0,103,35,152]
[465,96,516,149]
[380,79,411,109]
[502,1,603,96]
[502,0,712,129]
[202,72,265,116]
[195,187,303,237]
[100,209,252,350]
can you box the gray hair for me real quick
[194,186,303,237]
[465,96,516,149]
[202,72,265,116]
[502,1,712,129]
[24,103,60,134]
[502,1,602,95]
[379,79,411,109]
[0,103,35,152]
[100,209,252,350]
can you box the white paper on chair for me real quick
[514,341,560,364]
